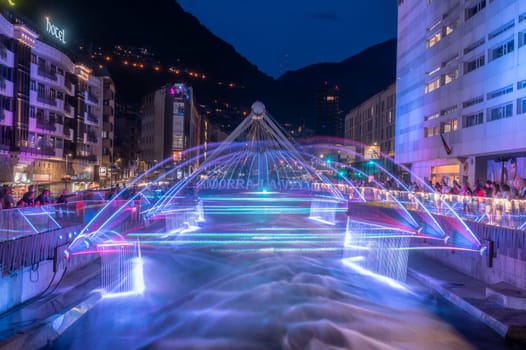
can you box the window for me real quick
[30,54,37,64]
[464,55,485,74]
[488,103,513,121]
[57,67,64,76]
[519,12,526,23]
[519,31,526,48]
[489,38,514,61]
[29,106,35,118]
[30,80,36,91]
[443,69,459,85]
[426,31,442,48]
[441,119,458,133]
[441,105,457,116]
[465,0,486,21]
[463,112,484,128]
[443,19,459,37]
[517,98,526,114]
[57,91,63,100]
[488,20,515,40]
[487,85,513,100]
[463,96,484,108]
[424,126,440,138]
[425,78,441,93]
[37,83,45,96]
[518,80,526,90]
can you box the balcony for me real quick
[77,154,97,162]
[86,131,98,143]
[86,112,99,124]
[63,127,73,140]
[64,103,74,118]
[20,146,56,156]
[87,92,99,104]
[64,78,73,94]
[36,116,57,131]
[37,65,58,81]
[37,94,57,107]
[0,43,6,60]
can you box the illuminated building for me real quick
[0,10,114,192]
[345,83,396,157]
[396,0,526,186]
[114,103,142,183]
[141,83,204,177]
[316,82,343,137]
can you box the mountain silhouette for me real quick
[14,0,396,129]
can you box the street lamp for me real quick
[65,153,72,175]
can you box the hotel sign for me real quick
[45,17,66,44]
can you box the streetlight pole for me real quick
[65,153,72,191]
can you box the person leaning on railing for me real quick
[1,185,15,209]
[17,188,35,207]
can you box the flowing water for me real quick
[51,208,519,350]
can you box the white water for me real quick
[56,248,475,350]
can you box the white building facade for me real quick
[0,11,114,193]
[396,0,526,189]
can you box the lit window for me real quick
[443,69,459,85]
[425,78,441,93]
[426,31,442,48]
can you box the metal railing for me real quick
[351,187,526,230]
[37,65,58,81]
[37,94,57,106]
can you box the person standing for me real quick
[509,158,522,193]
[2,186,15,209]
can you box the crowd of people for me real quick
[1,185,69,210]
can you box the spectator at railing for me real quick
[17,189,35,207]
[1,185,15,209]
[35,189,53,205]
[57,189,68,204]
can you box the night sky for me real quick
[9,0,397,79]
[177,0,398,78]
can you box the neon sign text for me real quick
[45,17,66,44]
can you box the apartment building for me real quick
[345,83,396,158]
[0,11,114,193]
